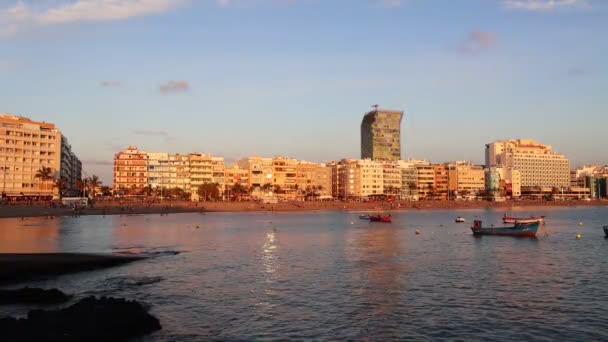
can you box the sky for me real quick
[1,0,607,184]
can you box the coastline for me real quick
[0,200,606,219]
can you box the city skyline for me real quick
[1,0,607,183]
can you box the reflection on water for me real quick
[0,207,607,341]
[0,217,60,252]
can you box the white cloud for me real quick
[0,0,187,34]
[503,0,589,11]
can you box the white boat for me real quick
[455,217,466,223]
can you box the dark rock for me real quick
[0,287,70,305]
[0,296,161,342]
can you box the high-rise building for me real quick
[113,146,148,195]
[0,113,81,199]
[485,139,570,190]
[361,108,404,161]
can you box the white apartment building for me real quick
[485,139,570,189]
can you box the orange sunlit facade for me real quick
[113,146,148,195]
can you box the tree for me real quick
[101,186,112,197]
[53,178,67,199]
[273,184,282,195]
[144,184,153,197]
[198,183,220,201]
[75,179,89,197]
[35,166,54,195]
[231,183,246,201]
[87,175,102,197]
[261,183,273,196]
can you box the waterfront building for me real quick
[416,164,435,199]
[485,166,521,199]
[114,146,148,195]
[272,157,298,198]
[224,164,249,190]
[485,139,570,191]
[60,135,82,196]
[294,161,332,198]
[397,159,430,200]
[237,156,274,194]
[361,108,404,161]
[0,113,81,199]
[382,161,402,197]
[147,152,171,191]
[447,162,486,200]
[337,159,384,199]
[433,164,449,200]
[189,153,215,196]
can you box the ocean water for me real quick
[1,206,607,341]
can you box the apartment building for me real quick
[433,164,449,200]
[114,146,148,195]
[416,165,435,199]
[382,161,402,197]
[336,159,384,199]
[447,162,486,199]
[397,159,430,200]
[485,139,570,190]
[0,114,80,199]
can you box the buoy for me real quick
[350,221,354,225]
[579,222,583,226]
[576,233,582,239]
[196,225,200,229]
[415,230,421,235]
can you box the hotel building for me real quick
[485,139,570,191]
[361,108,404,161]
[0,114,81,199]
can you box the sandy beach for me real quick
[0,199,605,219]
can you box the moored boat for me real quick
[455,217,466,223]
[370,215,392,223]
[359,215,370,220]
[604,226,608,238]
[502,214,545,224]
[471,220,540,237]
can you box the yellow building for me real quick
[1,114,65,199]
[337,159,384,199]
[416,165,435,199]
[237,156,274,195]
[382,161,402,197]
[296,161,332,198]
[447,162,486,199]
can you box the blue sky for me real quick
[1,0,607,183]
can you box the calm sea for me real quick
[1,206,607,341]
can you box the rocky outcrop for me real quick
[0,287,70,305]
[0,296,161,342]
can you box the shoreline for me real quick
[0,200,606,219]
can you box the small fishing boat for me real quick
[370,215,392,223]
[502,214,545,224]
[471,220,540,237]
[359,215,370,220]
[604,226,608,238]
[455,217,466,223]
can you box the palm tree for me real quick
[53,178,67,199]
[75,179,89,197]
[231,183,246,201]
[261,183,273,196]
[87,175,102,197]
[35,166,54,195]
[273,184,282,196]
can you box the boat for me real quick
[502,214,545,224]
[369,215,392,223]
[455,217,466,223]
[604,226,608,238]
[359,215,370,220]
[471,220,540,237]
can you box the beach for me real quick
[0,199,605,219]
